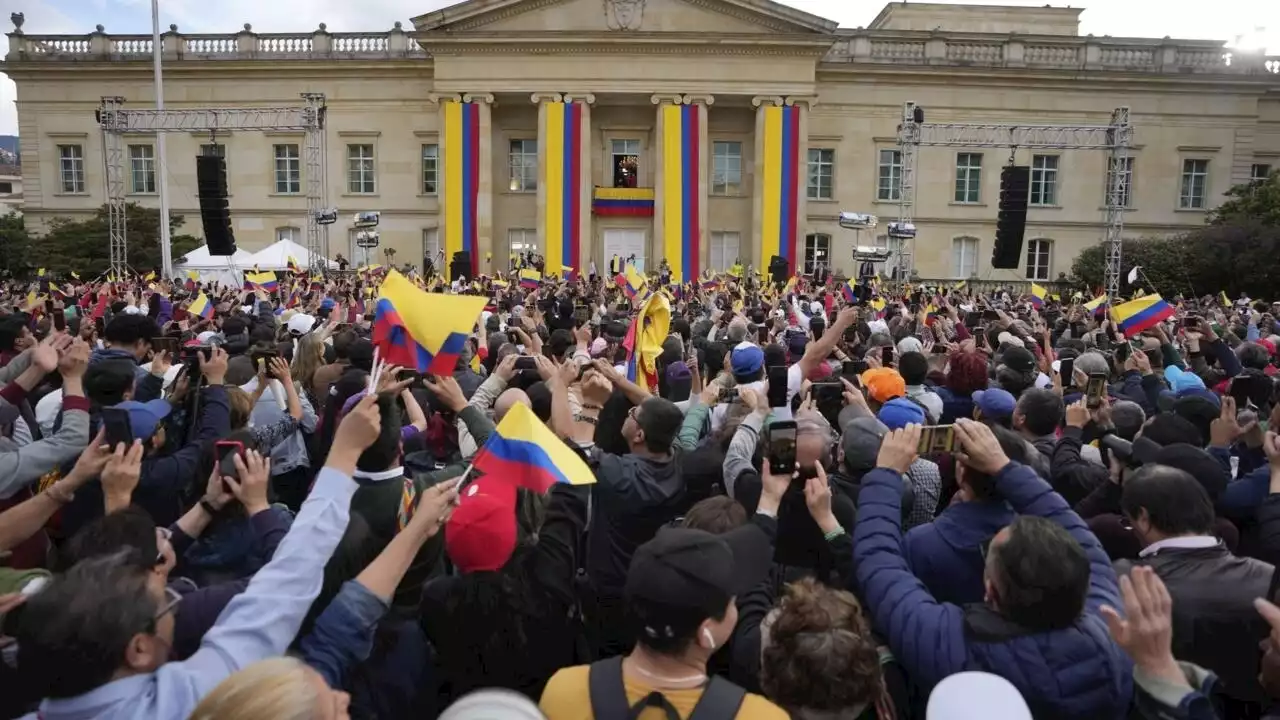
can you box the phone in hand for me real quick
[53,308,65,332]
[765,420,798,475]
[514,355,537,371]
[917,425,956,455]
[1183,315,1199,328]
[1230,375,1254,408]
[152,337,180,356]
[214,440,245,490]
[94,317,106,335]
[1086,372,1108,409]
[881,346,895,367]
[101,407,133,449]
[766,365,789,408]
[1058,358,1075,388]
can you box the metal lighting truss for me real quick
[896,103,1133,298]
[97,94,330,277]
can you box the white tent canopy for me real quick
[174,244,255,271]
[245,239,338,271]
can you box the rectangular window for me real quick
[1105,157,1134,208]
[346,144,376,194]
[709,231,740,270]
[1030,155,1059,206]
[199,143,225,159]
[273,144,301,194]
[1179,159,1209,209]
[612,139,641,188]
[806,148,834,200]
[508,228,537,256]
[276,227,301,244]
[58,144,85,193]
[952,237,979,278]
[422,144,439,195]
[128,144,156,194]
[508,139,537,193]
[1025,239,1052,281]
[954,153,983,203]
[1252,163,1272,183]
[0,182,11,194]
[877,149,902,201]
[711,141,742,196]
[423,228,440,264]
[803,233,830,274]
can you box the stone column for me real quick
[564,93,596,274]
[464,93,495,275]
[533,92,595,277]
[750,96,784,270]
[651,93,711,282]
[787,96,815,273]
[751,95,812,275]
[433,92,494,278]
[533,92,563,270]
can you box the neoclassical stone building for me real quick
[4,0,1279,281]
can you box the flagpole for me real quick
[152,0,174,279]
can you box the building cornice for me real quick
[412,0,835,35]
[416,31,835,57]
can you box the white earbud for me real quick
[702,627,716,651]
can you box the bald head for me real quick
[494,387,531,422]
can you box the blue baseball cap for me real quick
[1164,365,1206,394]
[730,342,765,376]
[972,388,1016,420]
[878,397,926,430]
[112,399,173,442]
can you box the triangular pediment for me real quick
[412,0,836,36]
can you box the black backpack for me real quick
[587,656,746,720]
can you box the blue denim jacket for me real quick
[301,580,389,689]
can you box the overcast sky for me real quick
[2,0,1277,136]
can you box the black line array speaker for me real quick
[450,251,473,281]
[768,254,788,284]
[196,155,236,256]
[992,165,1030,270]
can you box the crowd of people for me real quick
[0,262,1279,720]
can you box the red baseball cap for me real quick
[445,476,517,573]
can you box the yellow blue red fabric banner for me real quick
[443,100,480,280]
[373,269,487,374]
[472,403,596,493]
[661,103,701,284]
[541,101,584,278]
[1111,294,1175,338]
[624,291,671,394]
[760,104,801,276]
[592,187,655,217]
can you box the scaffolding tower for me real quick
[96,94,330,278]
[896,104,1133,298]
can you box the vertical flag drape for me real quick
[760,104,801,276]
[444,100,480,279]
[542,101,584,278]
[661,103,700,284]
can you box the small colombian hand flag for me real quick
[472,402,596,493]
[373,269,487,375]
[245,271,278,292]
[188,292,214,319]
[615,265,649,302]
[287,256,301,274]
[1029,283,1047,308]
[1084,295,1109,317]
[841,279,857,304]
[1110,294,1175,338]
[519,269,542,290]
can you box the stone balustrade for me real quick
[5,22,425,61]
[5,21,1279,76]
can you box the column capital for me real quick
[650,93,685,106]
[682,93,715,106]
[530,92,564,104]
[784,95,818,109]
[563,92,596,105]
[751,95,786,108]
[462,92,495,104]
[426,93,461,104]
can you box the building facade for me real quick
[4,0,1279,281]
[0,163,20,215]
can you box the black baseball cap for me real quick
[625,525,772,614]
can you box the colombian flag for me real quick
[519,269,542,290]
[472,403,596,492]
[841,279,857,304]
[287,256,301,274]
[373,270,487,375]
[1029,283,1047,308]
[245,272,278,293]
[1111,294,1175,338]
[623,291,671,394]
[1084,295,1109,318]
[188,292,214,320]
[615,265,649,302]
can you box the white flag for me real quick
[1127,266,1141,285]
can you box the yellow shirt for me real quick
[539,664,790,720]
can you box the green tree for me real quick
[0,212,34,277]
[1070,235,1199,296]
[36,203,200,277]
[1209,169,1280,227]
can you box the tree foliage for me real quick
[20,204,200,277]
[0,212,34,277]
[1072,172,1280,298]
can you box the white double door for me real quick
[602,228,647,273]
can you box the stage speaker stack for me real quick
[450,250,473,281]
[992,165,1030,269]
[768,255,789,285]
[196,155,236,256]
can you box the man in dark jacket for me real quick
[1118,463,1275,716]
[1016,388,1104,506]
[92,313,163,400]
[585,395,686,656]
[854,420,1132,719]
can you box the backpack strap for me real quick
[687,675,747,720]
[587,657,631,719]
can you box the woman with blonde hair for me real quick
[290,333,327,404]
[187,656,349,720]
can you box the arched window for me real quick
[951,236,979,278]
[1025,239,1052,281]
